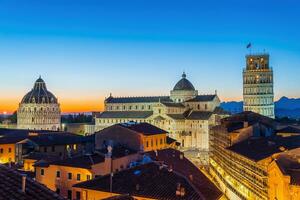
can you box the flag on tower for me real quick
[246,43,252,49]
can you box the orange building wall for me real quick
[142,134,167,152]
[0,144,16,163]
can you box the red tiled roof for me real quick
[0,164,65,200]
[146,148,223,200]
[74,162,203,199]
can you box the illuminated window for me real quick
[87,175,91,180]
[73,144,77,150]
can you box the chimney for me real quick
[180,153,184,160]
[243,121,249,128]
[22,174,27,193]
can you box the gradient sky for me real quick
[0,0,300,113]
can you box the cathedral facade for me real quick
[95,73,228,151]
[17,77,61,131]
[243,54,275,118]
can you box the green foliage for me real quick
[61,113,93,123]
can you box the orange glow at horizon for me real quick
[0,98,104,114]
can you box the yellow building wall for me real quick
[23,158,36,171]
[268,161,300,200]
[142,134,166,152]
[0,144,16,164]
[36,165,93,197]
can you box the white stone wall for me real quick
[17,103,61,130]
[243,69,274,118]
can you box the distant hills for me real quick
[221,96,300,119]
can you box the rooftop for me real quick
[118,122,167,136]
[74,162,203,200]
[36,154,105,169]
[105,96,172,104]
[146,148,223,200]
[185,95,216,102]
[275,154,300,185]
[227,135,300,161]
[97,111,153,119]
[277,126,300,134]
[0,164,65,200]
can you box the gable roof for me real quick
[118,123,167,136]
[186,111,213,120]
[277,126,300,134]
[73,162,203,200]
[36,154,105,169]
[0,164,65,200]
[97,111,153,119]
[227,135,300,161]
[105,96,172,104]
[186,95,216,102]
[160,102,185,108]
[275,154,300,185]
[20,133,88,146]
[146,149,222,200]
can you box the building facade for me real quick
[243,54,275,118]
[95,73,228,151]
[209,112,300,200]
[17,77,61,130]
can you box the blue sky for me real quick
[0,0,300,112]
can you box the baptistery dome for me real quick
[21,77,58,104]
[17,77,61,131]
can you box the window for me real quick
[56,171,60,178]
[67,190,72,200]
[68,172,72,180]
[151,140,153,147]
[77,174,81,181]
[56,188,60,194]
[51,146,55,152]
[8,148,11,153]
[146,141,149,147]
[205,104,207,110]
[41,169,44,176]
[76,191,81,200]
[87,175,91,180]
[156,139,158,146]
[73,144,77,150]
[0,148,3,154]
[160,138,163,145]
[43,147,47,153]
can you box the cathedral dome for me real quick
[173,72,195,91]
[21,76,58,104]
